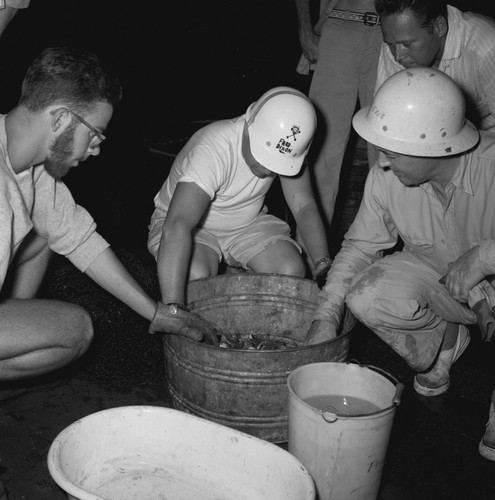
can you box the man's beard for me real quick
[44,122,77,180]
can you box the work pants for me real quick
[345,252,476,371]
[308,17,382,230]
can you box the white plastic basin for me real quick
[47,405,315,500]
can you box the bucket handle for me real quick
[348,359,405,406]
[321,360,405,422]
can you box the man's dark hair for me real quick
[19,46,123,113]
[375,0,448,28]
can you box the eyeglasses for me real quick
[68,109,106,149]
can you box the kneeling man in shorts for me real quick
[147,87,331,339]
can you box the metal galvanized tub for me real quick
[163,273,353,443]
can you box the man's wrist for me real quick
[165,302,189,313]
[314,256,332,268]
[478,241,495,276]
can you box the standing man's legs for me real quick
[309,19,382,230]
[357,22,382,114]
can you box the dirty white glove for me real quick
[304,319,338,345]
[149,302,219,346]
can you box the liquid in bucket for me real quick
[304,394,381,416]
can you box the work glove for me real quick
[313,257,332,289]
[149,302,219,346]
[467,280,495,342]
[304,308,356,345]
[304,319,338,345]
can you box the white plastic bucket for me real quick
[47,406,315,500]
[287,362,404,500]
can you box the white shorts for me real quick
[147,207,301,269]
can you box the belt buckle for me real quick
[363,11,378,26]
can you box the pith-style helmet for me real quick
[244,86,317,176]
[352,67,479,156]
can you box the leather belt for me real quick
[327,9,380,26]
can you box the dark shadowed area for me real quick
[1,1,495,499]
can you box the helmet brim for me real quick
[249,138,305,176]
[353,106,480,157]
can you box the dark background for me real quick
[2,3,495,499]
[0,0,311,261]
[1,0,492,262]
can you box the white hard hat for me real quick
[353,68,479,156]
[245,86,317,176]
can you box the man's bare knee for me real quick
[49,302,94,360]
[66,304,94,358]
[0,300,94,380]
[189,262,215,281]
[248,241,305,277]
[279,258,306,277]
[188,245,219,281]
[254,256,306,277]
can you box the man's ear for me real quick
[433,15,448,38]
[49,107,71,133]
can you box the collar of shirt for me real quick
[450,150,474,195]
[440,5,463,64]
[419,150,472,210]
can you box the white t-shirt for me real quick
[151,115,275,232]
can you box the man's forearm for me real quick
[294,202,330,265]
[314,239,378,322]
[85,248,156,321]
[156,225,193,306]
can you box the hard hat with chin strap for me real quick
[244,86,317,176]
[352,67,479,157]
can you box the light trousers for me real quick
[308,17,382,230]
[346,251,476,371]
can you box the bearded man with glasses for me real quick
[0,47,210,403]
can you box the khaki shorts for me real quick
[147,208,301,269]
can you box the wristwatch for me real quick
[314,256,332,268]
[166,302,189,314]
